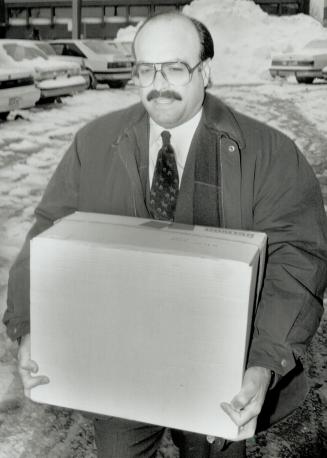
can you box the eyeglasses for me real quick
[132,60,203,87]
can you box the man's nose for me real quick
[152,68,169,90]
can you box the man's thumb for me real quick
[230,392,247,411]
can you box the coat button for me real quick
[281,359,288,368]
[228,145,235,152]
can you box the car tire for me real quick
[108,81,127,89]
[295,76,314,84]
[0,111,9,121]
[86,70,97,89]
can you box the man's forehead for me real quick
[134,15,200,59]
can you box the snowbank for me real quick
[116,0,327,84]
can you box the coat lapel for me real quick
[202,94,244,229]
[112,113,150,219]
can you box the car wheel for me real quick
[108,81,127,89]
[295,76,314,84]
[0,111,9,121]
[86,70,97,89]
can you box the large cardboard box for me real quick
[30,212,267,439]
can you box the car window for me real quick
[50,43,65,55]
[304,40,327,49]
[35,42,56,56]
[63,44,86,58]
[84,40,119,55]
[122,42,132,54]
[104,42,121,54]
[3,43,48,61]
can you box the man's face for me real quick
[134,17,210,129]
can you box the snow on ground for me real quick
[117,0,327,85]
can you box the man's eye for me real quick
[139,66,152,75]
[167,65,184,73]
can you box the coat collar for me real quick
[201,93,246,149]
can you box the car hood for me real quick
[100,53,133,63]
[46,57,81,70]
[272,49,327,60]
[9,58,76,73]
[34,59,79,72]
[0,66,33,80]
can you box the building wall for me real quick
[5,3,184,39]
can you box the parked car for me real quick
[0,40,87,100]
[33,41,92,89]
[111,40,135,63]
[49,39,133,88]
[322,65,327,80]
[270,39,327,84]
[0,66,40,120]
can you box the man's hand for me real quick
[220,366,271,440]
[18,334,49,397]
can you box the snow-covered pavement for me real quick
[0,81,327,457]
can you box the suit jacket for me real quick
[4,93,327,429]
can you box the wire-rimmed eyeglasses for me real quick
[132,60,203,87]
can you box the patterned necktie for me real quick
[150,130,179,221]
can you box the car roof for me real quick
[0,39,41,44]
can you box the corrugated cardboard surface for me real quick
[30,212,267,439]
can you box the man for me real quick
[3,12,327,458]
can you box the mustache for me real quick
[147,90,182,102]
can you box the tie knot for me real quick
[161,130,171,146]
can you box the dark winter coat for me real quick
[4,92,327,429]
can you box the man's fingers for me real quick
[230,391,252,411]
[18,359,50,396]
[220,401,260,427]
[24,375,50,391]
[221,402,241,424]
[236,418,257,440]
[20,359,39,373]
[22,374,50,398]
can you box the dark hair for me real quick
[189,17,214,61]
[132,12,214,62]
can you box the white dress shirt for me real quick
[149,109,203,186]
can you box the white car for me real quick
[33,41,92,89]
[111,40,135,63]
[322,65,327,80]
[0,40,87,100]
[0,66,40,120]
[270,39,327,84]
[49,39,133,88]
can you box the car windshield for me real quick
[304,40,327,49]
[84,40,119,55]
[121,42,132,54]
[35,42,56,56]
[3,43,48,61]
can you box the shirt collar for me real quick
[149,108,203,149]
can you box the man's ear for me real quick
[201,58,212,88]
